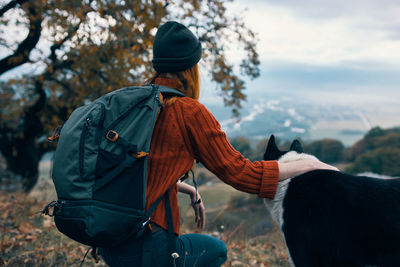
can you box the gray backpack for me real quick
[42,84,185,249]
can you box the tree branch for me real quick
[45,75,73,94]
[49,21,82,63]
[0,1,42,76]
[0,0,28,17]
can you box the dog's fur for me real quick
[264,135,400,267]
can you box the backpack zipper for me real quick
[96,102,106,144]
[79,117,91,179]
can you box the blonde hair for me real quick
[147,64,200,106]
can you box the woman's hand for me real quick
[190,190,205,229]
[278,158,339,181]
[177,181,206,229]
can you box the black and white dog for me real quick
[264,135,400,267]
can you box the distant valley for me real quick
[204,89,399,146]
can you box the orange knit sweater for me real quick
[146,79,279,235]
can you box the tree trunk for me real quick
[1,138,43,192]
[0,79,47,192]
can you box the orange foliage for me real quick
[0,2,260,186]
[1,0,259,135]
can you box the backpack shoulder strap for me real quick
[156,84,186,97]
[142,185,177,267]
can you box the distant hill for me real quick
[227,125,400,177]
[345,126,400,176]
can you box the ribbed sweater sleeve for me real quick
[179,98,279,199]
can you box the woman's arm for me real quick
[180,99,338,199]
[177,181,205,229]
[181,100,278,198]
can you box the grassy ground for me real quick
[0,163,290,266]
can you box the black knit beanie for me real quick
[152,21,202,73]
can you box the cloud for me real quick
[226,0,400,69]
[258,61,400,87]
[246,0,400,25]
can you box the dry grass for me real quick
[0,191,106,267]
[0,164,289,266]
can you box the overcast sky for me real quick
[201,0,400,106]
[226,0,400,67]
[2,0,399,106]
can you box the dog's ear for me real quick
[290,139,303,153]
[264,135,281,160]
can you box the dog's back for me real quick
[283,170,400,267]
[263,135,400,267]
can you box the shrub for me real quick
[346,147,400,176]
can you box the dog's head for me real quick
[264,135,315,163]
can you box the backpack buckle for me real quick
[132,151,150,158]
[47,126,62,142]
[106,130,119,142]
[42,200,63,217]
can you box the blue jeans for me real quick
[99,230,228,267]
